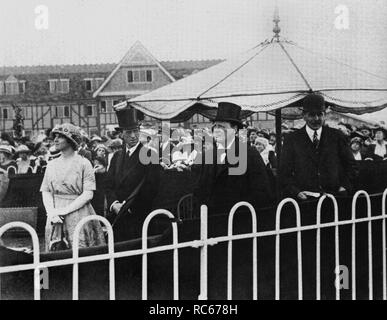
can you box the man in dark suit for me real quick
[105,108,160,241]
[194,102,273,215]
[279,93,357,200]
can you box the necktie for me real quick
[313,130,319,149]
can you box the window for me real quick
[58,79,69,93]
[100,101,107,113]
[85,105,94,116]
[127,71,133,83]
[146,70,152,82]
[49,79,57,93]
[127,69,153,83]
[85,79,92,91]
[18,81,26,94]
[49,79,70,93]
[5,81,19,95]
[64,106,70,117]
[2,108,9,119]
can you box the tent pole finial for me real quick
[273,6,281,40]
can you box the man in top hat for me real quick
[194,102,273,215]
[104,108,161,241]
[279,93,357,200]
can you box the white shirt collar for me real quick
[126,142,140,156]
[305,125,322,143]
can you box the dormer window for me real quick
[49,79,70,94]
[127,69,153,83]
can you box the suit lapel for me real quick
[118,143,143,186]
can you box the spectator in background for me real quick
[269,132,276,147]
[94,144,108,160]
[0,145,17,175]
[367,127,387,161]
[106,138,122,170]
[350,137,366,161]
[15,145,34,174]
[254,136,277,169]
[0,132,15,147]
[31,142,48,174]
[247,128,258,147]
[93,156,107,174]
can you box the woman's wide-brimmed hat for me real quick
[374,126,387,137]
[94,144,108,152]
[0,144,13,155]
[350,137,363,146]
[51,123,82,147]
[15,144,32,154]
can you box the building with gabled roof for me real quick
[0,41,222,135]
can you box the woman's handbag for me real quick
[48,186,70,251]
[48,222,70,251]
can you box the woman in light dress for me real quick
[40,123,106,251]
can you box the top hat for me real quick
[214,102,243,129]
[302,93,326,113]
[115,108,143,131]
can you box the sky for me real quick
[1,0,387,76]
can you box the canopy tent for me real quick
[115,21,387,122]
[114,9,387,159]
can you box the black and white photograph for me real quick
[1,0,387,306]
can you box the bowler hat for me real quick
[214,102,243,129]
[302,93,326,113]
[115,108,144,131]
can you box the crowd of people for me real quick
[0,119,385,181]
[1,94,387,251]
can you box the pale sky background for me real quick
[1,0,387,120]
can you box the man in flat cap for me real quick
[105,108,160,241]
[194,102,273,215]
[279,93,357,200]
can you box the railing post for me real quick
[142,209,179,300]
[227,201,257,300]
[316,194,339,300]
[382,188,387,300]
[198,205,208,300]
[0,222,41,300]
[275,198,302,300]
[351,190,372,300]
[72,216,115,300]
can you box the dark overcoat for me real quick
[104,143,160,241]
[194,138,273,215]
[279,125,357,198]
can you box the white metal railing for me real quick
[0,189,386,300]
